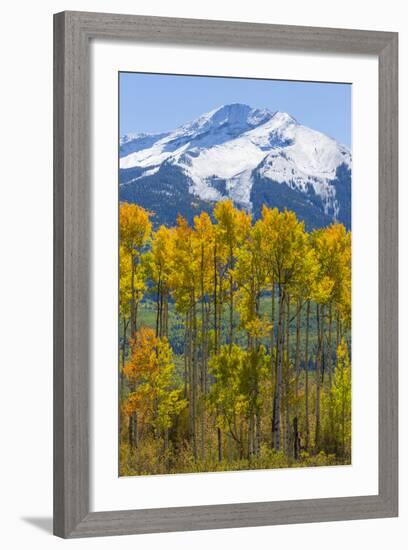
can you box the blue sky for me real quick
[119,72,351,148]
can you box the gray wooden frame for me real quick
[53,11,398,538]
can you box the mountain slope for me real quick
[119,103,351,229]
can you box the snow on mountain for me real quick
[119,132,170,158]
[119,104,351,228]
[120,104,274,171]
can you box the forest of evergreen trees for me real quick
[119,200,351,476]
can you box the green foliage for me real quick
[321,339,352,458]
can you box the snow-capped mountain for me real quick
[119,103,351,229]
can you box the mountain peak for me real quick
[213,102,252,113]
[119,103,351,230]
[211,103,275,123]
[180,103,274,135]
[271,111,297,125]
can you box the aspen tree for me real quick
[119,202,152,337]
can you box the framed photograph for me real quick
[53,11,398,538]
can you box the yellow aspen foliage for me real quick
[119,202,152,253]
[118,201,352,474]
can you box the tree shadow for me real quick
[21,517,53,534]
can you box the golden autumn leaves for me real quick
[119,200,351,475]
[123,328,186,436]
